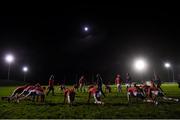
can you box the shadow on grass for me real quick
[45,102,64,106]
[71,102,129,107]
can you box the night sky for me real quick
[0,8,180,84]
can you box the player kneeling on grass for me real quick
[63,87,76,105]
[87,85,104,105]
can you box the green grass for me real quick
[0,84,180,119]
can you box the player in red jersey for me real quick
[18,84,46,102]
[87,85,104,104]
[79,75,86,92]
[47,75,55,96]
[146,80,159,98]
[5,85,29,102]
[63,87,76,105]
[115,74,123,92]
[127,83,145,103]
[18,85,36,97]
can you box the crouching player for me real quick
[18,85,36,97]
[87,86,104,105]
[147,80,179,104]
[63,88,76,105]
[127,83,146,103]
[18,84,46,103]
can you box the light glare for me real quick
[134,59,147,71]
[5,54,14,63]
[23,66,28,72]
[84,27,88,31]
[165,63,171,68]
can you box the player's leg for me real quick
[87,92,91,103]
[64,91,67,104]
[83,84,86,92]
[52,87,54,95]
[67,93,71,104]
[46,87,50,95]
[99,87,105,97]
[119,84,122,92]
[80,84,82,92]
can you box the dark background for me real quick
[0,7,180,84]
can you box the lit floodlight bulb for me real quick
[23,66,28,72]
[84,27,89,31]
[5,54,14,63]
[164,63,171,68]
[134,59,147,71]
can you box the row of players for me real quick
[2,77,178,105]
[46,73,133,96]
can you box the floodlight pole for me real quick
[141,71,144,82]
[8,63,11,81]
[172,68,175,82]
[167,69,170,82]
[153,69,156,80]
[24,73,26,81]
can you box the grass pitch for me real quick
[0,84,180,119]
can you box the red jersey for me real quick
[49,79,54,87]
[24,86,35,91]
[115,77,122,84]
[64,88,74,95]
[88,87,97,95]
[127,87,137,93]
[35,86,44,92]
[30,88,44,95]
[16,85,28,91]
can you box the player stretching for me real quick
[87,85,104,105]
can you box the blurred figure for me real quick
[18,83,46,103]
[5,84,29,102]
[63,87,76,105]
[153,74,163,92]
[115,74,123,92]
[125,73,132,89]
[156,75,161,88]
[96,74,105,97]
[127,83,146,103]
[46,75,55,96]
[79,75,86,92]
[73,84,79,92]
[147,80,158,98]
[105,81,111,93]
[60,79,66,91]
[18,85,36,98]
